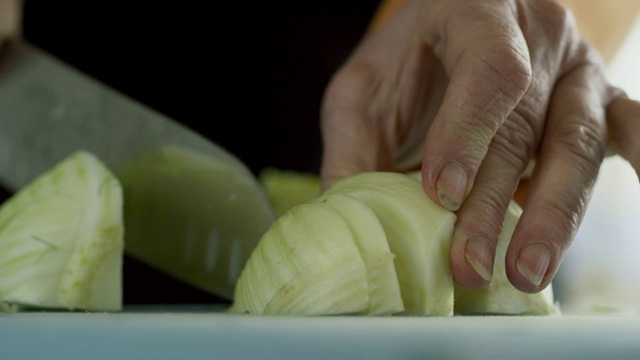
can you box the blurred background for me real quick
[556,9,640,315]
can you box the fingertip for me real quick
[516,242,551,288]
[451,229,493,290]
[506,240,557,293]
[436,162,470,211]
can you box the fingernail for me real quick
[464,236,493,282]
[516,243,551,287]
[437,162,468,211]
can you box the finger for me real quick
[607,96,640,179]
[418,1,532,211]
[450,114,533,288]
[506,63,609,293]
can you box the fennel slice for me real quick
[454,201,561,315]
[316,193,404,315]
[0,150,123,311]
[231,202,368,315]
[259,167,322,217]
[326,172,457,316]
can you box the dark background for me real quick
[22,1,380,175]
[18,1,380,304]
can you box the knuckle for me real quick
[463,186,511,244]
[448,2,533,96]
[451,54,534,154]
[538,0,574,31]
[492,110,539,162]
[527,0,577,42]
[520,0,583,64]
[555,111,607,169]
[478,49,532,103]
[532,198,582,247]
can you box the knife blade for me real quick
[0,41,275,300]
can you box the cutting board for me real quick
[1,308,639,359]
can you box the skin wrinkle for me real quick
[491,117,536,171]
[428,6,532,171]
[439,1,527,72]
[526,193,583,247]
[546,65,608,167]
[475,53,530,118]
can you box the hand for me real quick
[320,0,640,293]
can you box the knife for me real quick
[0,41,275,300]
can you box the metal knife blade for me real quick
[0,41,275,299]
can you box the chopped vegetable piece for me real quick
[317,193,403,315]
[325,173,456,316]
[259,167,322,216]
[0,151,124,311]
[231,202,368,315]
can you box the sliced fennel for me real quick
[233,172,456,316]
[0,151,124,311]
[231,202,368,315]
[259,167,322,217]
[454,201,560,315]
[325,172,456,316]
[317,193,403,315]
[232,171,559,317]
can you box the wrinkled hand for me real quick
[320,0,640,293]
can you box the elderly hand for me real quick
[320,0,640,293]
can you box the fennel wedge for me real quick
[317,193,403,315]
[0,151,124,311]
[325,172,456,316]
[230,202,369,315]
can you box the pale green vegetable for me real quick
[259,167,322,216]
[325,172,456,316]
[0,151,124,311]
[231,202,369,315]
[454,201,560,315]
[233,172,456,316]
[316,193,403,315]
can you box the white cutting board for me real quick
[1,309,639,359]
